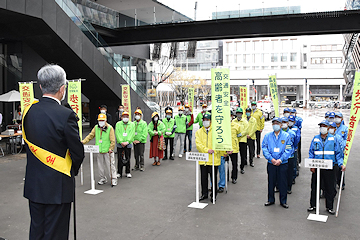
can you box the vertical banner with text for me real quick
[19,82,34,113]
[343,71,360,166]
[211,68,232,151]
[68,81,82,139]
[268,75,279,117]
[239,86,248,111]
[188,88,194,112]
[122,85,132,122]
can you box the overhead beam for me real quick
[94,10,360,46]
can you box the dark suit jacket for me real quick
[23,97,84,204]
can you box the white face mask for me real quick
[320,127,328,135]
[329,118,334,123]
[335,118,342,124]
[154,117,159,121]
[185,108,190,113]
[123,118,129,123]
[325,117,329,121]
[288,121,294,127]
[202,108,207,112]
[119,109,124,113]
[290,113,295,116]
[98,121,105,127]
[281,123,288,129]
[284,113,290,118]
[179,111,183,115]
[329,128,335,134]
[203,121,210,128]
[135,115,141,120]
[100,110,106,114]
[166,115,171,119]
[251,105,256,110]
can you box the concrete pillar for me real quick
[340,84,343,102]
[307,84,310,108]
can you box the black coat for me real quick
[23,97,84,204]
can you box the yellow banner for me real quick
[343,71,360,166]
[19,82,34,113]
[269,75,279,117]
[211,68,232,151]
[122,85,132,121]
[68,81,82,139]
[188,88,194,112]
[239,86,248,111]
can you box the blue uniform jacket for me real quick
[283,128,296,158]
[262,130,292,164]
[334,134,345,154]
[289,125,301,149]
[335,123,348,142]
[309,134,343,167]
[295,116,303,130]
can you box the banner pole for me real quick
[316,168,320,216]
[212,153,215,204]
[225,159,228,193]
[196,161,199,203]
[336,171,345,217]
[90,152,95,191]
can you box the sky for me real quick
[159,0,345,21]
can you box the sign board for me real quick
[304,158,333,170]
[186,152,208,162]
[84,145,99,153]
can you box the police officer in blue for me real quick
[290,108,303,165]
[328,112,335,123]
[334,112,348,190]
[307,120,345,215]
[283,107,291,118]
[288,115,301,182]
[325,111,331,121]
[262,117,292,208]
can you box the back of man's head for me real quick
[37,64,66,95]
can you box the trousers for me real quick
[184,130,193,152]
[218,156,226,188]
[310,169,335,209]
[164,137,174,158]
[255,130,262,155]
[174,133,185,155]
[247,138,255,163]
[267,163,288,204]
[200,165,218,197]
[118,147,131,175]
[287,156,296,191]
[134,143,145,167]
[97,152,117,181]
[239,142,248,169]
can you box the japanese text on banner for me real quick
[239,86,248,111]
[211,68,232,151]
[122,85,132,122]
[343,71,360,166]
[19,83,34,113]
[268,75,279,117]
[67,81,82,139]
[188,88,194,112]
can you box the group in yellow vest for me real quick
[250,101,265,158]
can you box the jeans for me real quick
[134,143,145,167]
[174,133,185,155]
[218,156,226,188]
[164,137,174,158]
[184,130,193,152]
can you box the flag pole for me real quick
[335,171,345,217]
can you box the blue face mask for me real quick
[273,125,281,132]
[246,112,251,117]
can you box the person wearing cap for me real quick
[82,113,117,186]
[174,106,187,158]
[334,112,348,190]
[115,111,135,178]
[162,109,176,160]
[325,111,331,121]
[132,109,148,171]
[233,107,249,174]
[195,113,225,202]
[328,112,335,123]
[280,117,298,194]
[184,104,194,153]
[251,101,265,159]
[262,117,292,208]
[288,115,301,182]
[283,108,291,118]
[307,120,345,214]
[148,112,165,165]
[291,108,303,166]
[100,104,113,126]
[194,104,208,128]
[246,107,257,167]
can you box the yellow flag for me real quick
[68,81,82,139]
[239,86,248,111]
[211,68,232,151]
[269,75,279,117]
[343,71,360,166]
[188,88,194,112]
[19,82,34,113]
[122,85,132,121]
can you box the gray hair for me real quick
[37,64,67,94]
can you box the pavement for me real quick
[1,107,360,240]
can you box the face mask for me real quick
[290,113,295,116]
[288,121,294,127]
[335,118,342,124]
[251,106,256,110]
[284,113,290,118]
[154,117,159,121]
[329,118,334,123]
[185,109,190,113]
[237,114,243,119]
[320,127,328,135]
[203,121,210,128]
[272,125,281,132]
[329,128,335,134]
[123,118,129,123]
[98,121,105,127]
[325,117,329,121]
[202,108,207,112]
[100,110,106,114]
[135,115,141,120]
[166,115,171,119]
[179,111,183,115]
[119,109,124,113]
[281,123,288,129]
[246,112,251,117]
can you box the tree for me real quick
[168,67,197,105]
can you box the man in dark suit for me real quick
[23,64,84,240]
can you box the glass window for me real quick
[303,53,307,62]
[290,65,297,69]
[262,66,269,69]
[254,53,261,63]
[243,66,250,70]
[281,53,287,62]
[244,54,251,63]
[226,42,232,52]
[271,53,278,62]
[281,66,287,69]
[263,40,270,51]
[235,42,241,51]
[226,55,229,64]
[271,66,279,69]
[290,53,297,62]
[254,41,261,51]
[234,54,237,64]
[282,40,290,50]
[245,41,252,51]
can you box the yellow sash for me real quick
[22,101,72,177]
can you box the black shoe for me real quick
[183,150,186,153]
[327,209,335,215]
[257,155,260,158]
[292,179,296,185]
[199,195,208,201]
[342,186,345,191]
[250,163,254,167]
[287,190,292,194]
[241,169,245,174]
[218,187,224,193]
[264,202,275,206]
[170,156,174,160]
[280,203,289,209]
[307,206,316,212]
[163,157,168,160]
[232,179,237,184]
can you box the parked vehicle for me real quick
[291,100,304,108]
[257,100,275,121]
[230,94,238,108]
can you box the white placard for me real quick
[186,152,209,162]
[304,158,333,170]
[84,145,99,153]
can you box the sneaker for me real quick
[232,179,237,184]
[157,161,161,166]
[241,169,245,174]
[126,173,132,178]
[250,163,254,167]
[179,154,183,158]
[170,156,174,160]
[307,206,316,212]
[327,209,335,215]
[218,187,224,193]
[140,166,145,171]
[172,153,175,157]
[111,179,118,186]
[132,165,139,171]
[163,157,168,160]
[116,173,121,178]
[183,150,186,153]
[98,178,107,185]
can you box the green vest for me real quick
[174,114,187,133]
[95,125,112,153]
[162,118,175,138]
[195,112,204,128]
[186,114,193,130]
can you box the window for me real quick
[254,41,261,51]
[263,40,270,51]
[290,65,297,69]
[226,42,232,52]
[226,55,229,64]
[281,53,287,62]
[281,66,287,69]
[236,67,242,70]
[245,41,252,51]
[290,53,297,62]
[272,40,280,50]
[243,66,250,70]
[234,54,238,64]
[303,53,307,62]
[271,66,279,69]
[281,39,290,50]
[262,66,269,70]
[244,54,251,63]
[235,42,241,51]
[271,53,278,62]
